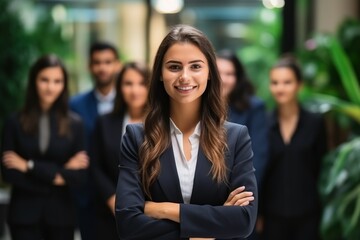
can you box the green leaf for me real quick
[329,36,360,105]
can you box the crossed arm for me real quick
[144,187,254,240]
[2,150,89,186]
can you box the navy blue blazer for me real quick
[227,96,268,188]
[70,90,99,144]
[115,122,258,240]
[1,112,86,226]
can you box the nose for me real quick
[179,69,189,83]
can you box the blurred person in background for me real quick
[216,50,268,190]
[259,55,327,240]
[91,61,150,240]
[1,55,88,240]
[70,42,121,240]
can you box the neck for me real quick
[128,107,145,122]
[40,103,51,113]
[278,101,299,119]
[170,100,201,133]
[96,84,113,96]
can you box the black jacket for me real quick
[1,112,87,226]
[262,107,327,217]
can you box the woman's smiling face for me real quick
[161,42,209,106]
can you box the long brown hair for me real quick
[112,61,150,116]
[139,25,228,198]
[20,54,70,136]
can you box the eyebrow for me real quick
[165,60,205,64]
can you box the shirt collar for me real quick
[270,105,305,129]
[169,118,201,137]
[94,88,116,102]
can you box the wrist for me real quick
[27,160,34,171]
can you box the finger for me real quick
[240,201,249,206]
[235,196,255,206]
[226,186,245,202]
[233,191,253,199]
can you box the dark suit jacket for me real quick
[0,112,87,226]
[227,96,269,188]
[91,113,124,213]
[70,90,99,146]
[261,107,327,218]
[115,122,258,240]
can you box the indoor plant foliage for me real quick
[301,21,360,240]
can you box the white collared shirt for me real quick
[169,119,201,204]
[94,88,116,115]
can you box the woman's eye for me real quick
[191,64,201,70]
[168,65,181,71]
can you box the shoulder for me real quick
[301,108,324,125]
[124,123,144,140]
[70,90,94,106]
[224,121,249,140]
[95,113,124,131]
[248,96,265,110]
[68,111,84,127]
[121,124,144,157]
[3,112,20,128]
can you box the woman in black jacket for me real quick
[91,61,150,240]
[260,55,327,240]
[1,55,88,240]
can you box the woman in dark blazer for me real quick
[1,55,88,240]
[115,25,257,240]
[260,56,327,240]
[216,50,268,189]
[91,61,150,240]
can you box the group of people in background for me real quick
[1,24,327,240]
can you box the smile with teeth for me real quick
[175,86,197,91]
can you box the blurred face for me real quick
[269,67,302,105]
[121,68,148,110]
[36,66,64,110]
[162,43,209,106]
[90,49,119,87]
[217,58,236,98]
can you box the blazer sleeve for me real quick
[247,102,269,188]
[115,124,183,240]
[1,115,50,194]
[90,118,116,201]
[58,116,88,187]
[179,125,258,239]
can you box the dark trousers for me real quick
[263,214,320,240]
[9,223,74,240]
[95,212,119,240]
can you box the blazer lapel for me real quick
[190,148,214,203]
[157,146,184,203]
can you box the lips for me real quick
[175,86,196,91]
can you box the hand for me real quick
[144,201,180,223]
[65,151,89,170]
[256,215,264,233]
[2,151,28,172]
[53,173,65,186]
[107,194,116,215]
[224,186,254,206]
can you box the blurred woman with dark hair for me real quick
[1,55,88,240]
[260,55,327,240]
[216,50,268,189]
[91,61,150,240]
